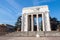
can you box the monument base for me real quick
[3,31,60,37]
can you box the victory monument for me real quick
[21,5,51,32]
[1,5,60,40]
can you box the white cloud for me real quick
[6,0,22,10]
[6,0,23,17]
[0,8,15,19]
[33,0,56,5]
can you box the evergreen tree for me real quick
[15,16,22,31]
[50,17,60,31]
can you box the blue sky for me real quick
[0,0,60,25]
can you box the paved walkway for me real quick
[0,37,60,40]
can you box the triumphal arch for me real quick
[21,5,51,32]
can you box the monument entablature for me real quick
[22,5,49,14]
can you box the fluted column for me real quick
[31,14,34,31]
[42,13,45,31]
[24,14,28,31]
[45,12,51,31]
[21,14,24,31]
[37,14,39,31]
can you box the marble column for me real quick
[31,14,34,31]
[21,14,24,31]
[45,12,51,31]
[42,13,45,31]
[37,14,39,31]
[24,14,28,31]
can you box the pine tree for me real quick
[15,16,22,31]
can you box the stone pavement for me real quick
[0,37,60,40]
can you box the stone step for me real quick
[3,31,44,37]
[2,31,60,37]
